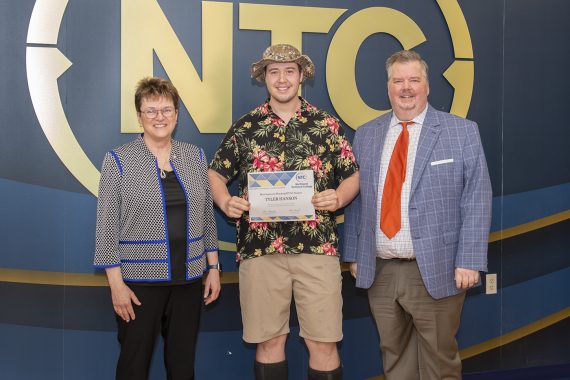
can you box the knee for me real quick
[305,340,338,358]
[305,340,340,371]
[257,335,287,362]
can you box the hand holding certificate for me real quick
[248,170,315,222]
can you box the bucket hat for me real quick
[250,44,315,82]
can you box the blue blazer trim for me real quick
[93,263,121,269]
[124,277,170,283]
[155,160,173,281]
[119,239,167,245]
[188,273,204,281]
[187,252,205,263]
[121,258,169,263]
[188,235,204,244]
[110,150,123,175]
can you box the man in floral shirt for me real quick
[209,44,359,380]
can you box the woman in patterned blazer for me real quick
[94,77,220,380]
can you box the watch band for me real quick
[207,263,222,272]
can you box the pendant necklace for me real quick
[159,144,172,179]
[160,156,169,179]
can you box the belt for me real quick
[384,257,416,262]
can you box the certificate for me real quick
[248,170,315,222]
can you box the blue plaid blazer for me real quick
[343,105,492,299]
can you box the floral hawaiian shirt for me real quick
[210,97,359,261]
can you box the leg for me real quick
[116,285,165,380]
[256,334,287,363]
[161,282,203,380]
[368,259,420,380]
[239,255,292,380]
[239,255,292,344]
[304,340,340,371]
[290,255,343,377]
[397,263,465,380]
[254,335,288,380]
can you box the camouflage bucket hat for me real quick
[251,44,315,82]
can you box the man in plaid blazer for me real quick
[343,50,492,379]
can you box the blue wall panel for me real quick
[1,0,569,379]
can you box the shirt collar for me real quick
[264,96,312,115]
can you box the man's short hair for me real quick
[385,50,429,81]
[134,77,180,112]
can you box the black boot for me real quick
[254,360,288,380]
[308,365,343,380]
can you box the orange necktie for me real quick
[380,121,412,239]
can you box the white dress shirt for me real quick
[375,106,428,259]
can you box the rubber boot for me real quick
[254,360,288,380]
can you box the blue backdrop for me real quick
[1,1,569,379]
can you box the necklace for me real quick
[160,155,170,179]
[152,141,172,179]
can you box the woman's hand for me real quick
[106,267,141,322]
[203,269,221,305]
[110,282,141,322]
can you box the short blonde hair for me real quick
[385,50,429,81]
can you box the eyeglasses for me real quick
[140,107,176,119]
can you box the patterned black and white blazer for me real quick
[93,136,218,282]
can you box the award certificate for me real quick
[248,170,315,222]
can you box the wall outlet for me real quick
[486,273,497,294]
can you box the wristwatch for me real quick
[207,262,222,272]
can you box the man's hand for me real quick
[208,169,249,218]
[312,172,360,212]
[454,267,480,289]
[222,196,250,218]
[312,189,341,212]
[349,263,358,278]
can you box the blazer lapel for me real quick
[370,115,390,205]
[411,105,441,195]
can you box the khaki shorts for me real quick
[239,253,343,343]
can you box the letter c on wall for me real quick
[326,7,427,130]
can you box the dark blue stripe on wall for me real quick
[465,365,570,380]
[463,318,570,377]
[0,281,242,332]
[487,219,570,289]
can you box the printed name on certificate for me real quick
[247,170,315,222]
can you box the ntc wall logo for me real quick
[26,0,474,196]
